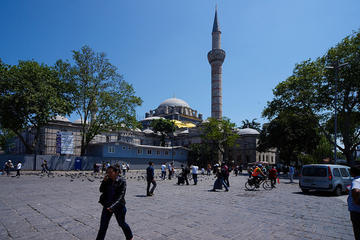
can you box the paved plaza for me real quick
[0,171,354,240]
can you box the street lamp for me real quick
[325,60,348,162]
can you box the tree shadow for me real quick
[134,195,147,198]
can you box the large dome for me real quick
[159,98,190,108]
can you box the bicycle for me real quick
[245,176,272,191]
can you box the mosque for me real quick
[5,9,276,169]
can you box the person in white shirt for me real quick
[121,163,127,176]
[191,165,199,185]
[16,162,22,177]
[161,163,166,180]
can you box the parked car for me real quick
[299,164,352,196]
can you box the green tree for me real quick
[0,60,73,154]
[188,143,213,167]
[57,46,142,155]
[263,30,360,163]
[258,109,321,165]
[200,117,238,163]
[240,118,261,132]
[150,118,175,146]
[0,126,16,153]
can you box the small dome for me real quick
[237,128,260,135]
[53,115,70,122]
[159,98,190,108]
[143,128,154,134]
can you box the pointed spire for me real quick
[212,6,220,33]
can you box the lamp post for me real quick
[326,60,348,162]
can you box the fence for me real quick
[0,154,187,171]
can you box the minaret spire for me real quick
[208,6,226,120]
[212,5,220,33]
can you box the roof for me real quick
[170,120,196,128]
[236,128,260,135]
[140,116,165,122]
[159,98,190,108]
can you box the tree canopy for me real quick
[240,118,261,132]
[150,118,175,146]
[258,108,321,165]
[0,60,73,153]
[200,117,238,163]
[263,30,360,163]
[57,46,142,155]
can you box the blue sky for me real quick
[1,0,359,126]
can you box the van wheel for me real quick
[301,188,309,194]
[334,186,342,196]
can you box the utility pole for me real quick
[326,60,348,162]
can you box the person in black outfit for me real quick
[179,164,190,185]
[96,166,133,240]
[146,161,157,196]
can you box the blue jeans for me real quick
[96,206,133,240]
[193,174,198,185]
[289,173,294,182]
[221,178,229,191]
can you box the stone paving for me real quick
[0,171,354,240]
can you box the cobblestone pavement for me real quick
[0,171,354,240]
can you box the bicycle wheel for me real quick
[245,181,256,191]
[262,180,272,190]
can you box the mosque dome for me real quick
[237,128,260,136]
[159,98,190,108]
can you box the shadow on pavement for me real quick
[292,191,344,197]
[135,195,147,198]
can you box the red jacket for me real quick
[269,168,277,178]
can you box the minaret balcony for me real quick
[207,49,226,64]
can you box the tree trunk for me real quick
[14,131,34,154]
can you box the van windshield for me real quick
[302,166,327,177]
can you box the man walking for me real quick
[181,164,190,185]
[269,166,278,188]
[167,162,172,180]
[16,161,22,177]
[191,164,199,185]
[146,162,156,196]
[161,163,166,180]
[222,163,230,187]
[41,160,49,173]
[96,166,133,240]
[289,165,295,183]
[121,163,127,176]
[4,160,13,176]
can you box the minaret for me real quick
[208,7,225,120]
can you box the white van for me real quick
[299,164,352,195]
